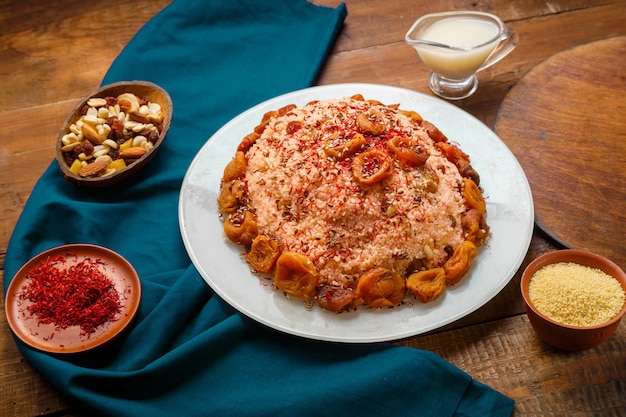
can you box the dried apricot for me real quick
[357,110,386,136]
[407,268,446,303]
[356,267,406,308]
[386,136,429,167]
[222,151,247,183]
[444,240,477,285]
[274,252,318,300]
[462,178,486,215]
[218,179,247,214]
[247,235,282,274]
[223,210,258,246]
[324,133,367,160]
[352,149,393,185]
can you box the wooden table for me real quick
[1,1,625,415]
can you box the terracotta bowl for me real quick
[520,249,626,351]
[56,81,172,187]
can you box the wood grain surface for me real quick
[494,37,626,271]
[1,1,626,416]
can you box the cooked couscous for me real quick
[219,95,490,312]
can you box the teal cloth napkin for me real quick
[4,0,514,415]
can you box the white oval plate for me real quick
[179,83,534,343]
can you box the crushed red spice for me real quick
[17,253,122,337]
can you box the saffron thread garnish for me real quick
[17,254,123,338]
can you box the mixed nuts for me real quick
[61,92,164,178]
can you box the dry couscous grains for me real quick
[528,262,625,327]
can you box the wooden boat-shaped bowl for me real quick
[56,81,172,187]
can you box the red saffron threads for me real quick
[18,254,122,338]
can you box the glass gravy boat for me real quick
[405,11,518,100]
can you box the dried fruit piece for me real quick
[274,252,318,300]
[461,208,490,245]
[357,110,386,135]
[223,210,258,245]
[222,151,247,182]
[324,133,366,160]
[69,159,83,174]
[423,120,448,143]
[407,268,446,303]
[352,149,393,184]
[398,109,423,123]
[218,179,247,214]
[108,159,127,172]
[117,93,140,113]
[119,139,134,151]
[356,267,406,308]
[237,132,260,153]
[386,136,429,167]
[462,178,486,215]
[246,235,282,274]
[317,284,358,312]
[254,110,278,134]
[444,240,477,285]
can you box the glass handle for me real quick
[477,27,519,72]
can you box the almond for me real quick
[119,146,147,159]
[129,110,151,124]
[81,123,103,144]
[78,160,108,177]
